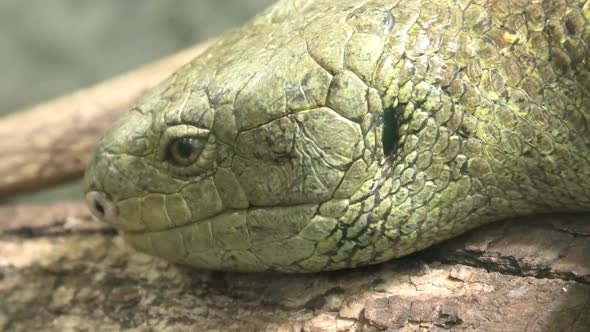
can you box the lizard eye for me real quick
[159,125,215,175]
[167,137,207,166]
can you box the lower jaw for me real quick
[121,203,326,272]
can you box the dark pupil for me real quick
[175,138,195,159]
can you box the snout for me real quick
[83,150,118,224]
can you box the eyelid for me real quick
[165,125,209,139]
[159,125,210,160]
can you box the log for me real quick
[0,203,588,331]
[0,41,214,198]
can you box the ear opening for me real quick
[381,103,403,156]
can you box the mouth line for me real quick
[120,208,242,236]
[117,202,319,236]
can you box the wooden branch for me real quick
[0,205,588,331]
[0,41,214,198]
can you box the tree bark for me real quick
[0,41,214,198]
[0,203,588,331]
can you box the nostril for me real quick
[85,191,116,223]
[94,201,105,219]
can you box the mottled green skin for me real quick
[85,0,590,272]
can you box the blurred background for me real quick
[0,0,275,202]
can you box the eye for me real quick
[167,137,207,166]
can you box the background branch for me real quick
[0,41,213,198]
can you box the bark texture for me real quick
[1,203,588,331]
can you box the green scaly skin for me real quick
[84,0,590,273]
